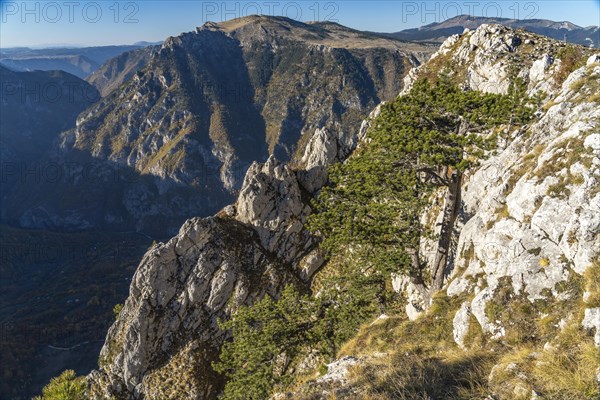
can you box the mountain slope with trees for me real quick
[70,24,600,400]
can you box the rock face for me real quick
[448,62,599,344]
[316,356,361,385]
[4,16,433,236]
[404,24,579,96]
[88,156,326,399]
[402,25,600,348]
[452,302,472,349]
[582,308,600,346]
[0,66,99,162]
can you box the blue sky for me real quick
[1,0,599,47]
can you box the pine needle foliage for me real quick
[213,286,320,400]
[309,77,533,284]
[215,78,534,400]
[33,370,87,400]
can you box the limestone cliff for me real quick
[293,26,600,399]
[398,24,599,330]
[88,155,324,398]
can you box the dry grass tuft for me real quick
[321,272,599,400]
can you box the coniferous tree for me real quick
[215,79,535,400]
[310,78,534,292]
[34,370,87,400]
[213,286,319,400]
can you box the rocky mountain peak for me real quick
[88,151,324,398]
[394,24,600,341]
[404,22,595,97]
[202,15,304,31]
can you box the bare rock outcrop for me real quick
[88,156,323,399]
[448,58,599,344]
[396,24,600,345]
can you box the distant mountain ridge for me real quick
[389,15,599,46]
[2,16,595,81]
[0,45,154,78]
[86,46,158,96]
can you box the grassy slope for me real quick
[295,265,599,399]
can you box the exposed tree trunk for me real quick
[404,248,430,303]
[431,169,462,291]
[408,248,423,282]
[377,276,387,314]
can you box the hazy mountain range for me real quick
[1,15,597,81]
[0,44,162,79]
[389,14,600,46]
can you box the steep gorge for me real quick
[4,16,433,237]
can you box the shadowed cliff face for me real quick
[0,67,99,221]
[0,67,99,162]
[3,16,434,237]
